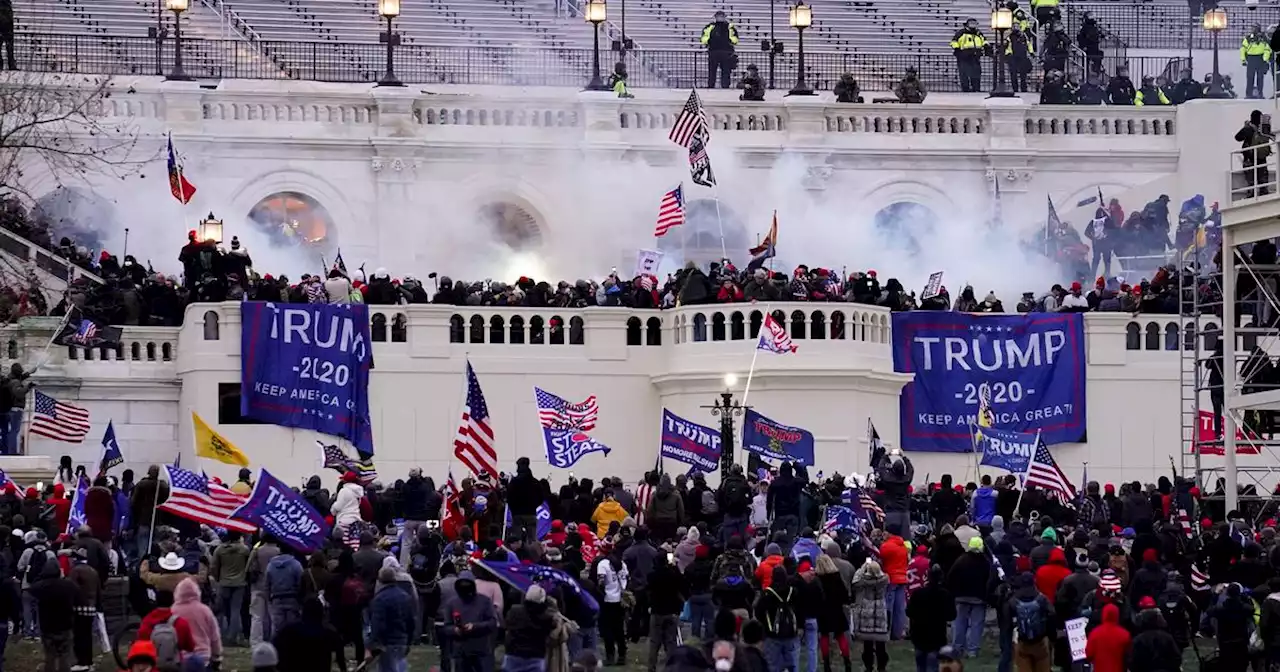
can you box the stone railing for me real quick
[0,317,179,368]
[68,77,1184,151]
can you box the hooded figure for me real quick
[647,475,686,542]
[1085,603,1130,672]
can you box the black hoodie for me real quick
[1130,609,1182,672]
[767,464,802,518]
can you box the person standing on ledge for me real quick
[701,10,739,90]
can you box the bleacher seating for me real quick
[6,0,1201,89]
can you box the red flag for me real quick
[167,135,196,205]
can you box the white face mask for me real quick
[715,659,733,671]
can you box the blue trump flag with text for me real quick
[240,302,375,455]
[892,312,1087,452]
[543,430,611,468]
[974,425,1038,476]
[660,409,721,473]
[231,469,330,554]
[536,501,552,539]
[742,409,816,466]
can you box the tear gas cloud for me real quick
[96,147,1061,301]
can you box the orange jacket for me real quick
[756,554,785,588]
[880,535,909,584]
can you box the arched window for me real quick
[489,316,506,344]
[874,202,939,257]
[476,201,543,251]
[1144,322,1160,350]
[1164,322,1180,351]
[771,310,787,335]
[569,316,585,345]
[371,313,388,342]
[450,315,465,344]
[1125,322,1141,350]
[646,317,662,346]
[550,316,565,345]
[469,315,485,344]
[146,342,157,361]
[510,316,525,344]
[530,316,545,344]
[130,342,140,361]
[787,310,804,340]
[749,310,763,339]
[626,317,642,346]
[730,312,745,341]
[811,311,826,340]
[67,347,78,360]
[202,311,220,340]
[830,311,846,339]
[693,313,708,342]
[247,191,335,251]
[392,314,407,342]
[161,343,172,361]
[712,312,726,341]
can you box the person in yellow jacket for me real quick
[1005,24,1034,93]
[1135,75,1170,106]
[591,489,630,537]
[1242,23,1272,99]
[1029,0,1058,29]
[950,18,987,92]
[700,10,739,89]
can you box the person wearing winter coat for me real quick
[1129,607,1181,672]
[247,536,281,647]
[947,537,991,657]
[211,531,250,646]
[1128,549,1166,606]
[1258,577,1280,667]
[265,551,303,636]
[814,555,852,672]
[171,577,223,669]
[879,527,910,640]
[674,528,700,573]
[1084,603,1130,672]
[1034,548,1071,600]
[908,563,955,672]
[1005,572,1054,672]
[272,596,347,672]
[646,476,685,543]
[300,477,331,524]
[1207,583,1254,672]
[970,477,999,528]
[755,565,800,672]
[369,567,416,669]
[441,574,498,672]
[590,491,629,539]
[331,473,366,532]
[851,560,890,671]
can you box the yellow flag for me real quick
[192,411,250,467]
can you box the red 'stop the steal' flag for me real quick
[167,135,197,205]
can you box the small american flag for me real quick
[343,523,362,551]
[30,391,91,443]
[534,387,599,431]
[824,505,857,534]
[454,361,497,479]
[1190,563,1210,591]
[654,185,686,237]
[669,89,709,149]
[1025,438,1076,501]
[159,465,255,533]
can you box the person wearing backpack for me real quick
[1004,573,1054,672]
[17,529,54,639]
[755,566,800,672]
[28,560,76,672]
[137,592,196,672]
[324,551,366,668]
[851,559,890,672]
[717,464,752,544]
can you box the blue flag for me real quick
[240,302,375,454]
[536,501,552,540]
[231,469,330,554]
[891,312,1087,452]
[974,425,1038,476]
[100,421,123,472]
[824,505,857,534]
[742,409,816,466]
[66,475,89,536]
[475,559,599,613]
[660,409,721,473]
[791,537,821,561]
[542,429,611,469]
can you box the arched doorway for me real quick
[476,201,542,251]
[32,186,117,251]
[655,198,749,267]
[246,192,336,250]
[874,201,938,256]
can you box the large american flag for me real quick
[159,465,255,533]
[669,89,709,149]
[30,390,91,443]
[534,387,599,431]
[454,361,497,479]
[654,185,686,237]
[1026,438,1076,500]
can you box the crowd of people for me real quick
[2,449,1278,672]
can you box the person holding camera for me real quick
[738,64,765,101]
[1235,110,1275,197]
[700,10,739,89]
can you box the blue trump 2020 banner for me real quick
[232,469,330,554]
[543,429,611,468]
[241,302,375,455]
[742,409,816,466]
[975,425,1039,476]
[660,409,721,473]
[892,312,1087,452]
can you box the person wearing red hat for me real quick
[1085,603,1130,672]
[1061,281,1088,310]
[46,483,71,535]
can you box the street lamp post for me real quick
[1204,7,1229,98]
[164,0,192,81]
[199,212,224,244]
[762,0,782,89]
[989,7,1015,98]
[787,0,814,96]
[377,0,404,87]
[704,373,746,474]
[584,0,610,91]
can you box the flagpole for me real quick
[1013,430,1041,517]
[711,190,727,262]
[738,303,768,465]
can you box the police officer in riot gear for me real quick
[701,10,740,89]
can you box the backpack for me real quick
[340,575,368,607]
[23,548,47,584]
[1014,596,1046,642]
[723,479,750,512]
[763,587,798,639]
[715,553,752,582]
[151,614,182,672]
